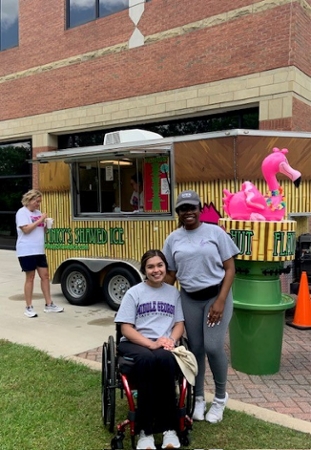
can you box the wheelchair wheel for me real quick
[186,381,195,417]
[180,430,191,447]
[111,435,124,449]
[102,336,116,433]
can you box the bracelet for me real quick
[169,336,176,346]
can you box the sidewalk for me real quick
[0,250,310,434]
[0,249,116,357]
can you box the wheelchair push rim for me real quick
[102,336,116,433]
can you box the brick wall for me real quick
[0,0,133,76]
[291,1,311,76]
[292,97,311,131]
[0,1,310,130]
[259,118,293,131]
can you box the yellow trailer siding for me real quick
[42,178,311,278]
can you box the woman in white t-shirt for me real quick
[115,250,184,450]
[16,189,64,318]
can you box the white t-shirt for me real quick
[115,281,184,341]
[130,190,144,210]
[15,206,45,257]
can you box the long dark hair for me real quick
[140,249,168,275]
[131,173,143,185]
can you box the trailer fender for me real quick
[52,257,143,284]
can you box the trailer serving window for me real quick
[36,131,174,219]
[72,152,172,217]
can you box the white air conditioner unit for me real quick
[103,129,163,145]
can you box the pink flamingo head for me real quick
[261,148,301,191]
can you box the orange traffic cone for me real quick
[287,271,311,329]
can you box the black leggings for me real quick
[118,341,178,435]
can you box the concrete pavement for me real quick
[0,249,116,358]
[1,249,310,435]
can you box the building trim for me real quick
[0,67,310,143]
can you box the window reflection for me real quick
[99,0,128,18]
[68,0,129,28]
[0,0,19,51]
[69,0,96,28]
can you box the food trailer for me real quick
[36,129,311,310]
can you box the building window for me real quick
[67,0,129,29]
[58,107,259,149]
[0,0,19,51]
[0,140,32,248]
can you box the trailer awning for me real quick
[33,128,311,164]
[35,138,173,163]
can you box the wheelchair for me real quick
[101,325,194,449]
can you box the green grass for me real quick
[0,339,309,450]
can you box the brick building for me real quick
[0,0,310,248]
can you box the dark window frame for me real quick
[66,0,130,29]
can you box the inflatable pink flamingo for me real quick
[223,148,301,221]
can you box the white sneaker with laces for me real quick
[24,306,38,318]
[44,302,64,313]
[136,430,156,449]
[162,430,181,449]
[192,395,205,421]
[205,392,229,423]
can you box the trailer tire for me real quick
[61,264,96,306]
[102,267,139,311]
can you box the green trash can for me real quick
[229,294,295,375]
[229,261,296,375]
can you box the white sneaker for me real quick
[205,392,229,423]
[192,396,205,421]
[136,430,156,449]
[24,306,38,318]
[162,430,181,449]
[44,302,64,313]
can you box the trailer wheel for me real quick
[61,264,96,306]
[102,267,139,311]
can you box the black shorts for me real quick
[18,254,48,272]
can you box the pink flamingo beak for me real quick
[279,162,301,187]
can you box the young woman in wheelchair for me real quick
[115,249,184,450]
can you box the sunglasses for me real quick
[178,204,198,212]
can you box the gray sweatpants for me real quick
[180,288,233,399]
